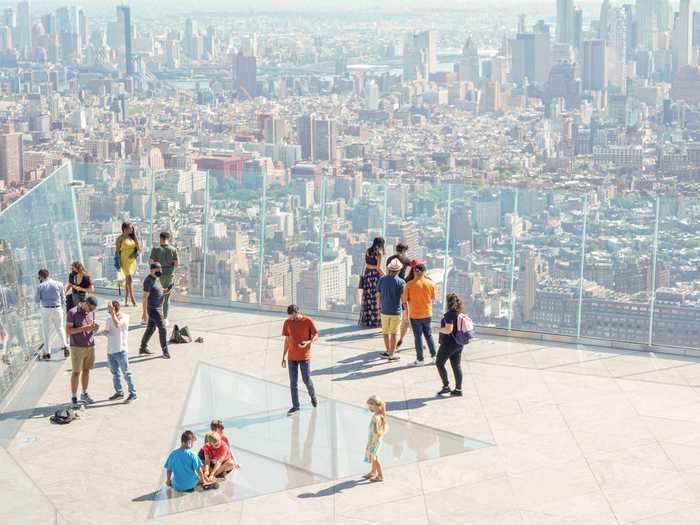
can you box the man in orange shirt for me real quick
[402,262,437,366]
[282,304,319,415]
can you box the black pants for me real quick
[436,343,463,390]
[140,307,168,352]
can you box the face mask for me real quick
[155,270,163,277]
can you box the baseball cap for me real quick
[410,258,424,269]
[387,258,403,272]
[150,262,162,270]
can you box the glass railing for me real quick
[72,160,700,351]
[0,163,83,402]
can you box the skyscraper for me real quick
[511,31,551,86]
[297,115,314,160]
[672,0,694,73]
[458,38,480,83]
[573,8,583,48]
[608,7,628,93]
[312,117,337,162]
[0,132,23,185]
[403,30,436,81]
[15,1,30,50]
[116,5,134,76]
[583,40,608,90]
[233,52,257,98]
[556,0,575,45]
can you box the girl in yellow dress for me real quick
[116,222,140,307]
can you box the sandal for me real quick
[369,476,384,482]
[361,473,374,479]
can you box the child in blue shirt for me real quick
[164,431,218,492]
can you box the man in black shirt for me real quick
[385,243,411,349]
[140,263,171,359]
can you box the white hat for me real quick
[387,258,403,272]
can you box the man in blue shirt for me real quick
[35,269,69,360]
[165,431,217,492]
[376,258,406,362]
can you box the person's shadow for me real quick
[297,479,365,498]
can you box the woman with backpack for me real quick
[436,293,473,397]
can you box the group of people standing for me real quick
[359,237,471,396]
[34,228,180,408]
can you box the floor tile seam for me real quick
[334,492,431,520]
[623,500,700,524]
[3,446,70,524]
[536,353,635,371]
[607,361,700,381]
[554,403,622,525]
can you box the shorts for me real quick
[70,346,95,372]
[381,315,401,335]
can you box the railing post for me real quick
[507,189,519,331]
[257,169,267,305]
[647,195,660,347]
[576,194,589,339]
[442,183,452,308]
[381,179,388,239]
[317,176,328,310]
[201,170,209,299]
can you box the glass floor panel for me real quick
[151,363,492,518]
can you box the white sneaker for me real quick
[164,319,170,328]
[429,357,436,365]
[409,360,426,367]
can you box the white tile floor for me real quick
[2,304,700,524]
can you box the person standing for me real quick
[148,232,178,323]
[105,300,137,402]
[363,395,387,482]
[139,263,171,359]
[66,296,99,407]
[402,263,437,366]
[35,269,69,360]
[386,243,411,348]
[65,261,94,312]
[436,293,471,397]
[281,305,318,416]
[116,222,140,307]
[376,258,405,361]
[358,237,385,328]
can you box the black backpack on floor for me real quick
[169,325,192,344]
[50,409,79,425]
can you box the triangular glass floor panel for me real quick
[151,362,492,518]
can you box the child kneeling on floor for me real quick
[164,431,218,492]
[202,430,240,480]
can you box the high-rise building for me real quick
[403,30,436,81]
[599,0,610,40]
[296,115,314,161]
[636,0,672,49]
[511,31,551,86]
[583,40,608,91]
[116,5,134,76]
[458,38,480,83]
[15,1,30,50]
[574,8,583,48]
[694,11,700,49]
[312,117,337,162]
[672,0,694,73]
[0,132,23,185]
[556,0,575,45]
[608,7,628,93]
[233,52,257,98]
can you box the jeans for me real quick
[40,307,68,353]
[140,307,168,352]
[288,360,316,409]
[410,317,436,361]
[107,351,136,395]
[436,344,463,390]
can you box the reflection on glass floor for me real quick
[151,363,492,518]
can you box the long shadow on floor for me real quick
[386,396,438,411]
[313,350,409,381]
[297,479,366,498]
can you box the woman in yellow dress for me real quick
[116,222,140,307]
